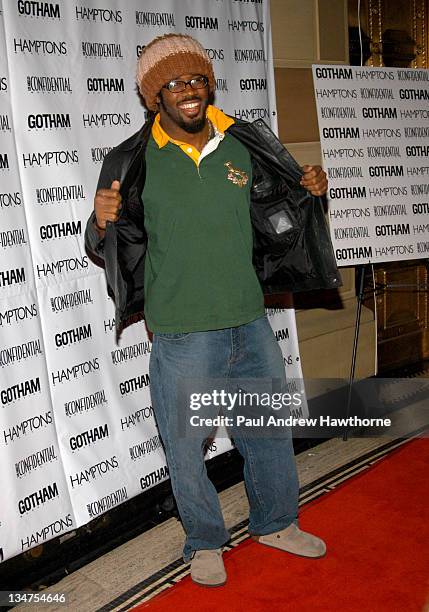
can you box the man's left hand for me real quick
[300,165,328,196]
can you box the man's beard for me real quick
[160,96,207,133]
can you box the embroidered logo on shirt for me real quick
[224,161,249,188]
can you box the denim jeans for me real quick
[149,314,299,561]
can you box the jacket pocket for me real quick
[251,195,300,253]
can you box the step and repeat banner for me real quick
[0,0,305,563]
[312,64,429,266]
[0,3,74,565]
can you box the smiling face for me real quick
[156,73,210,136]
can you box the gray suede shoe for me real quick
[252,523,326,558]
[190,548,227,587]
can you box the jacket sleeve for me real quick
[84,141,148,324]
[84,150,123,264]
[228,119,342,293]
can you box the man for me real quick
[85,34,339,587]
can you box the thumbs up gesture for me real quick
[300,165,328,196]
[94,180,122,231]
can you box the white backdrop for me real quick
[313,64,429,266]
[0,0,304,563]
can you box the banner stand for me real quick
[342,267,429,440]
[343,264,370,441]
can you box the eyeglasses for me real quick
[162,75,208,93]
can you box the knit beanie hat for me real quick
[136,33,215,111]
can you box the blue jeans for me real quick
[149,314,299,561]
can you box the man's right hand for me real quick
[94,180,122,231]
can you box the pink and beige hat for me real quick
[136,33,215,111]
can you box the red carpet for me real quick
[138,438,429,611]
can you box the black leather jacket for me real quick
[85,116,341,327]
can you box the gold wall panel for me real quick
[349,0,429,370]
[270,0,317,65]
[348,0,427,67]
[378,331,427,370]
[318,0,349,61]
[375,265,427,339]
[285,141,322,167]
[275,68,320,143]
[367,261,429,371]
[411,0,427,67]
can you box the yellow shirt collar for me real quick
[151,105,235,149]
